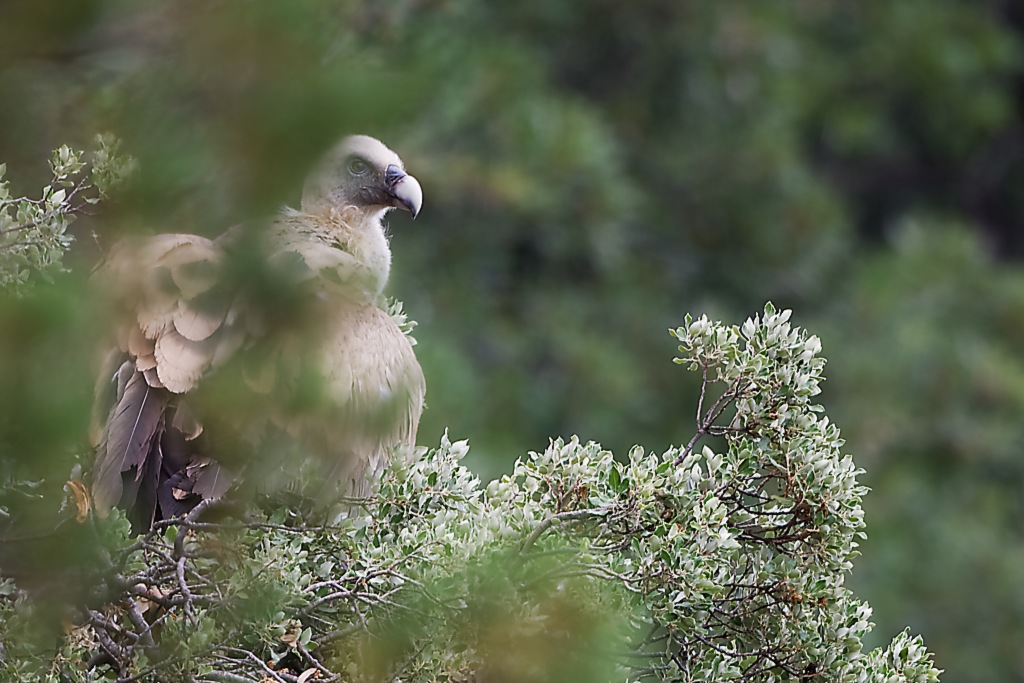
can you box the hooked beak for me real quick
[384,164,423,219]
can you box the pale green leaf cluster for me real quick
[0,135,135,293]
[383,295,419,344]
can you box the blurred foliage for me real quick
[0,0,1022,681]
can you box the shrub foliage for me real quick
[0,137,134,293]
[0,295,940,683]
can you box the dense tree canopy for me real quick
[0,1,1021,681]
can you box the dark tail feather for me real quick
[92,362,167,518]
[93,361,234,530]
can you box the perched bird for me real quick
[90,135,425,530]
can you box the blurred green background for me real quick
[0,1,1021,681]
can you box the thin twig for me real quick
[517,509,606,555]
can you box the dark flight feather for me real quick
[92,363,167,514]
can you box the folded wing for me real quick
[91,235,238,529]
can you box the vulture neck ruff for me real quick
[279,204,393,303]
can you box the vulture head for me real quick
[301,135,423,219]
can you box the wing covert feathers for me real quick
[98,234,233,396]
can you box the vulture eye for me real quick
[346,157,370,176]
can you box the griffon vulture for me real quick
[90,135,425,529]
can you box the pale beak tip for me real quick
[391,174,423,219]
